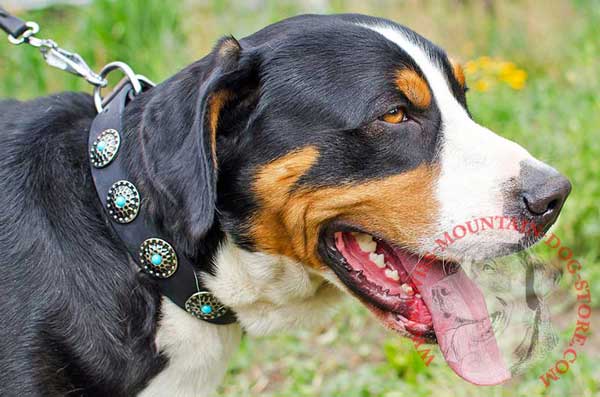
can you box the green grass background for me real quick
[1,1,598,396]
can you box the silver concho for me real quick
[90,128,120,168]
[139,238,178,278]
[185,291,228,320]
[106,180,140,224]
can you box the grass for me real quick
[1,1,598,396]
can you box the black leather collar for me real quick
[88,81,236,325]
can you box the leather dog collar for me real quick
[88,81,236,325]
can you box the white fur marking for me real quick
[359,23,554,259]
[139,299,241,397]
[141,239,343,396]
[203,239,343,336]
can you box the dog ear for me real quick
[184,37,244,240]
[137,36,258,242]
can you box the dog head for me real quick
[135,14,570,384]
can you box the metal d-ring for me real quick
[94,61,143,113]
[7,21,39,45]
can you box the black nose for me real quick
[521,173,571,227]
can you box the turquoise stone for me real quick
[201,305,213,314]
[115,196,127,208]
[151,253,163,266]
[96,141,107,152]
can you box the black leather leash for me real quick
[0,6,28,38]
[1,5,106,86]
[2,7,236,325]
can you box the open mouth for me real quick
[331,230,439,340]
[320,225,512,386]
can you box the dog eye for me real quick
[380,106,408,124]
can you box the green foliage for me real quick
[1,1,598,396]
[0,0,187,97]
[382,339,432,384]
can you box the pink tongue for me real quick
[401,254,511,385]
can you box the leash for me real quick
[1,7,236,325]
[1,6,153,111]
[1,6,106,89]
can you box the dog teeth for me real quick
[401,283,414,296]
[354,233,377,253]
[368,252,386,268]
[384,269,399,281]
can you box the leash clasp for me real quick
[41,42,107,87]
[7,19,107,88]
[2,8,154,114]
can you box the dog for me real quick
[0,14,571,396]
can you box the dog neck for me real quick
[117,62,344,395]
[204,238,343,335]
[139,299,241,397]
[140,238,342,397]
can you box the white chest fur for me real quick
[139,298,242,397]
[139,239,342,396]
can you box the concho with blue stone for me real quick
[90,128,120,168]
[139,238,178,278]
[106,180,140,224]
[185,291,228,320]
[88,79,236,324]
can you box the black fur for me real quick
[0,14,464,395]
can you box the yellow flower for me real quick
[464,56,527,91]
[504,69,527,90]
[498,61,517,78]
[477,56,493,70]
[473,79,492,92]
[464,60,478,75]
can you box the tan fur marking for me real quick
[395,69,432,109]
[250,147,439,270]
[207,90,232,165]
[452,62,466,87]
